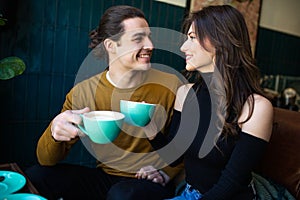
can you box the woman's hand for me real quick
[135,165,168,186]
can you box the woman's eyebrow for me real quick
[188,32,195,36]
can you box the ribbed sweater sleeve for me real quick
[36,87,80,165]
[202,132,268,200]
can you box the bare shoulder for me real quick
[250,94,273,110]
[239,94,274,141]
[174,84,194,111]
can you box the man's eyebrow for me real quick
[132,32,148,37]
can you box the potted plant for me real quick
[0,56,26,80]
[0,13,26,80]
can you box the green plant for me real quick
[0,56,26,80]
[0,14,7,26]
[0,14,26,80]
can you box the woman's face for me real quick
[180,23,215,73]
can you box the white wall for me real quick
[260,0,300,37]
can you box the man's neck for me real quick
[107,69,147,89]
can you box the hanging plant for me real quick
[0,56,26,80]
[0,14,7,26]
[0,13,26,80]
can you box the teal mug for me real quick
[120,100,156,127]
[78,111,125,144]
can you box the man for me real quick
[26,5,183,200]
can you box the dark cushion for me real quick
[255,107,300,199]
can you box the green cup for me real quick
[120,100,156,127]
[78,111,125,144]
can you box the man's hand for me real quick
[51,107,90,141]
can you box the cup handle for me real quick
[77,114,89,136]
[77,124,89,136]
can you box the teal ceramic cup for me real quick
[120,100,156,127]
[78,111,125,144]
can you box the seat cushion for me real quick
[255,108,300,199]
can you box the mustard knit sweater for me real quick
[36,68,183,180]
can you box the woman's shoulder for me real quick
[239,94,274,141]
[174,84,194,111]
[177,84,194,94]
[252,94,274,120]
[253,93,273,107]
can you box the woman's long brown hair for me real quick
[182,5,266,138]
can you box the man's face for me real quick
[112,17,154,72]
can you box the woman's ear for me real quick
[103,38,116,54]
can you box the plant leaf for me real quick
[0,56,26,80]
[0,20,5,26]
[0,17,7,26]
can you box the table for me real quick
[0,162,39,194]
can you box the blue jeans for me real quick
[166,184,202,200]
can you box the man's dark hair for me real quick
[89,5,146,59]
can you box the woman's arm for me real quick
[143,84,193,140]
[202,95,273,199]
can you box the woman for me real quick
[139,5,273,200]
